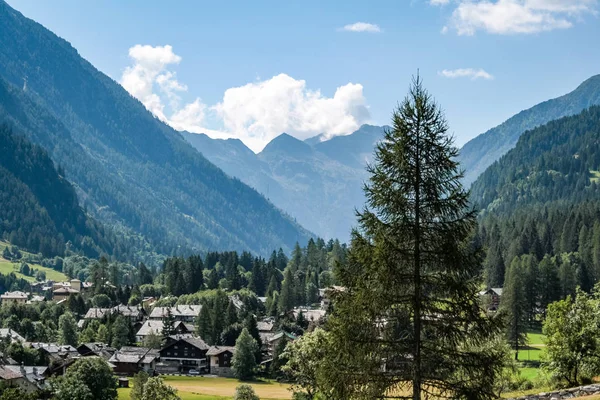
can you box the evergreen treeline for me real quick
[0,124,122,258]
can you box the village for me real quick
[0,278,334,395]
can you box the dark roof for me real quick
[161,336,208,352]
[206,346,236,356]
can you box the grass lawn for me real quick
[527,332,546,346]
[118,376,292,400]
[590,170,600,184]
[0,240,68,283]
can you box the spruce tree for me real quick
[278,268,295,314]
[501,257,528,360]
[232,328,258,381]
[196,304,213,343]
[327,76,502,399]
[161,309,176,340]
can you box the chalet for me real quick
[479,288,503,312]
[84,308,111,320]
[257,320,276,349]
[109,347,158,376]
[77,342,116,361]
[290,308,326,324]
[0,365,31,392]
[136,320,195,342]
[0,291,28,304]
[4,366,47,392]
[0,328,26,343]
[206,346,235,377]
[319,285,345,310]
[29,343,79,364]
[158,336,209,374]
[149,305,202,322]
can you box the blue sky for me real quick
[7,0,600,152]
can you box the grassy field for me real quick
[0,240,67,282]
[118,376,292,400]
[591,170,600,183]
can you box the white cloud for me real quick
[439,68,495,80]
[121,44,208,134]
[121,45,370,153]
[214,74,370,152]
[443,0,597,35]
[340,22,382,33]
[430,0,450,5]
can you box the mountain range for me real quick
[0,0,310,258]
[459,74,600,186]
[183,124,385,242]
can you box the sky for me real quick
[7,0,600,152]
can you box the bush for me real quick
[233,384,259,400]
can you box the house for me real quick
[77,342,116,361]
[257,319,276,350]
[291,308,326,324]
[4,366,47,392]
[149,305,202,322]
[109,347,158,376]
[136,320,195,342]
[267,331,297,355]
[52,279,91,301]
[84,308,111,320]
[0,328,26,343]
[206,346,236,377]
[0,365,32,392]
[158,336,209,374]
[26,295,45,304]
[0,291,28,304]
[29,343,79,364]
[479,288,503,312]
[113,305,143,322]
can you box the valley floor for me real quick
[118,376,292,400]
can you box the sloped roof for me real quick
[136,320,163,337]
[113,304,142,318]
[84,308,111,319]
[268,331,297,343]
[109,347,158,365]
[257,321,274,332]
[206,346,236,356]
[0,365,22,380]
[291,308,326,321]
[0,291,28,299]
[149,305,202,319]
[162,336,209,352]
[0,329,25,343]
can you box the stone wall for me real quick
[509,384,600,400]
[210,366,234,378]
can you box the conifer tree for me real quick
[196,304,213,343]
[232,328,258,381]
[327,76,502,399]
[161,309,176,340]
[225,300,239,327]
[278,268,295,314]
[501,257,528,360]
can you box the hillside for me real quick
[0,0,311,256]
[459,75,600,186]
[471,106,600,214]
[0,124,118,258]
[470,106,600,289]
[183,125,385,241]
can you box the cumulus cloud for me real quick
[121,45,370,153]
[213,74,370,152]
[439,68,494,80]
[120,44,206,129]
[441,0,597,35]
[340,22,382,33]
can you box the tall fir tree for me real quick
[326,76,502,399]
[501,257,528,360]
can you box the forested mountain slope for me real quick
[471,106,600,296]
[183,125,385,241]
[459,75,600,186]
[0,125,116,257]
[0,0,311,256]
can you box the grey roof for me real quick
[77,343,116,360]
[84,308,111,319]
[163,336,209,352]
[479,288,503,296]
[113,304,142,318]
[4,366,47,385]
[109,347,158,365]
[0,365,22,380]
[206,346,236,356]
[257,321,274,332]
[136,320,163,337]
[149,305,202,319]
[1,291,28,299]
[0,329,25,343]
[28,343,78,354]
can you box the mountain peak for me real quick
[260,133,313,158]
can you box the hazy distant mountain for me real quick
[183,125,385,241]
[460,75,600,186]
[0,0,311,257]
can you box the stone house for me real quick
[206,346,236,377]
